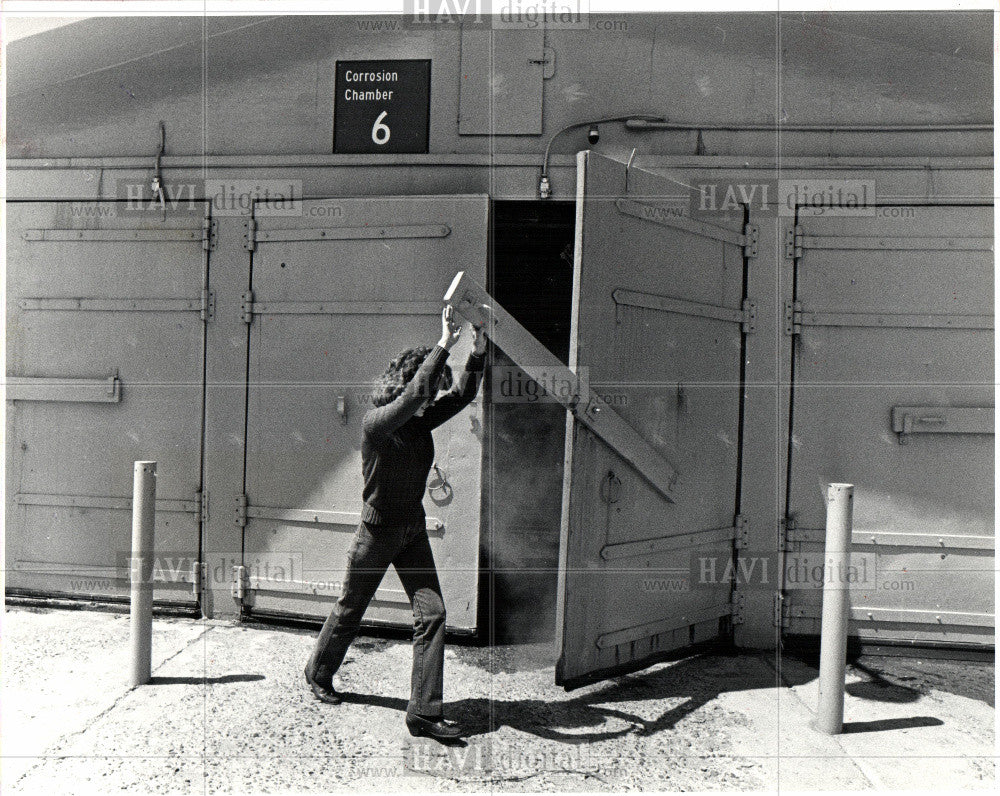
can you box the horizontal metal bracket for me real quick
[18,296,212,316]
[600,524,738,560]
[244,504,444,534]
[248,577,413,604]
[12,560,196,584]
[891,405,993,445]
[614,289,757,333]
[799,233,993,253]
[13,492,199,514]
[243,222,451,252]
[21,226,212,246]
[786,223,992,259]
[596,602,733,649]
[446,271,681,502]
[616,198,757,256]
[6,375,121,403]
[784,301,991,335]
[785,527,994,551]
[243,300,441,319]
[782,602,994,629]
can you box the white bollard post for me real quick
[815,482,854,734]
[130,461,157,687]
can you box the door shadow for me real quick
[336,649,948,743]
[339,651,790,743]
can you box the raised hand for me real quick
[439,305,462,350]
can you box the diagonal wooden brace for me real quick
[444,271,680,502]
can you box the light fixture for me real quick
[538,115,665,199]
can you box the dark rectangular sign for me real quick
[334,60,431,154]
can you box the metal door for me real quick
[5,201,212,605]
[556,152,753,687]
[782,205,994,647]
[239,195,488,631]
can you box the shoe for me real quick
[405,712,465,742]
[304,665,342,704]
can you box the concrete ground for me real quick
[2,605,995,793]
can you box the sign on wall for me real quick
[333,60,431,153]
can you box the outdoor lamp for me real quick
[538,115,666,199]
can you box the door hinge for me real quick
[741,299,757,334]
[773,592,786,627]
[195,490,209,524]
[191,560,205,597]
[241,290,255,323]
[202,218,218,251]
[784,300,802,336]
[200,288,216,322]
[236,493,248,529]
[743,223,758,258]
[733,514,749,549]
[730,593,746,625]
[779,514,797,550]
[784,225,803,259]
[231,565,249,601]
[242,217,257,252]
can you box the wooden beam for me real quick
[444,271,680,501]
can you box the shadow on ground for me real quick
[332,650,947,743]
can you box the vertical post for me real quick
[130,461,157,687]
[815,482,854,734]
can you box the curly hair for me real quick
[371,346,453,408]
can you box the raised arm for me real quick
[362,307,462,442]
[421,326,488,430]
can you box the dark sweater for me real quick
[360,345,485,526]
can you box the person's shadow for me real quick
[337,649,942,743]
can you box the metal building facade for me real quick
[4,12,993,684]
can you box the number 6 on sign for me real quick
[371,111,391,145]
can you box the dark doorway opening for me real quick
[482,200,576,643]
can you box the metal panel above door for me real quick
[458,27,546,135]
[5,201,210,606]
[555,151,750,688]
[239,195,488,632]
[783,204,994,648]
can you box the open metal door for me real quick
[555,151,752,687]
[239,195,487,632]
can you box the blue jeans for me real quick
[306,520,447,717]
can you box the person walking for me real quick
[304,305,486,742]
